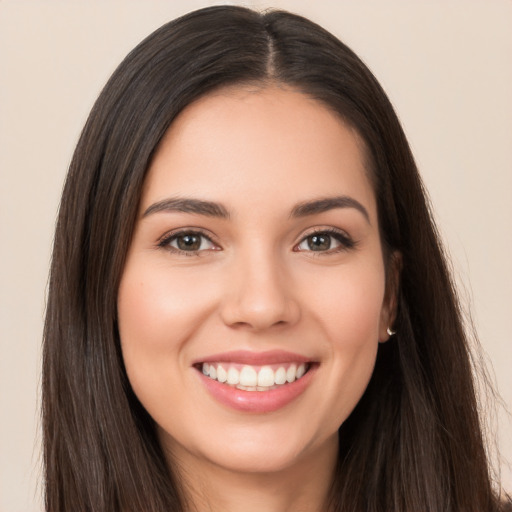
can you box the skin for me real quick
[117,85,397,512]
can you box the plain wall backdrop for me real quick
[1,1,511,510]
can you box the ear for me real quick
[379,251,401,343]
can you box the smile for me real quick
[201,362,309,391]
[194,351,317,413]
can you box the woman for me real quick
[42,5,509,511]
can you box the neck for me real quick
[172,438,338,512]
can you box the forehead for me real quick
[142,85,377,222]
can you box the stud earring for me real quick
[386,327,396,336]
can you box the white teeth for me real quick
[274,367,287,385]
[227,367,240,385]
[286,364,297,383]
[201,361,310,390]
[239,366,258,386]
[257,366,274,387]
[216,365,227,383]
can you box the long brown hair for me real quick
[43,6,506,511]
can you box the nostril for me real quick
[219,292,301,331]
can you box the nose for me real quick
[219,250,301,331]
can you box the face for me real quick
[117,86,395,479]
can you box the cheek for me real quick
[298,260,385,416]
[116,261,216,425]
[117,262,215,353]
[300,258,386,342]
[116,258,228,411]
[117,264,189,394]
[327,272,384,378]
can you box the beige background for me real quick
[1,1,510,510]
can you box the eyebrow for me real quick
[143,197,230,219]
[143,195,370,223]
[291,196,370,223]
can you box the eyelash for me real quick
[157,229,219,257]
[294,228,356,255]
[157,227,356,256]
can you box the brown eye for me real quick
[296,229,354,253]
[306,234,332,251]
[176,234,202,251]
[161,231,217,253]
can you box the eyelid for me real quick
[157,227,221,254]
[294,226,356,253]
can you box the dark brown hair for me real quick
[43,5,506,511]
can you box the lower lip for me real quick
[198,365,316,413]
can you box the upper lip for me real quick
[193,350,313,366]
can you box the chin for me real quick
[219,441,305,473]
[162,421,337,477]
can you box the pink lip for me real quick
[194,350,312,366]
[197,363,317,413]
